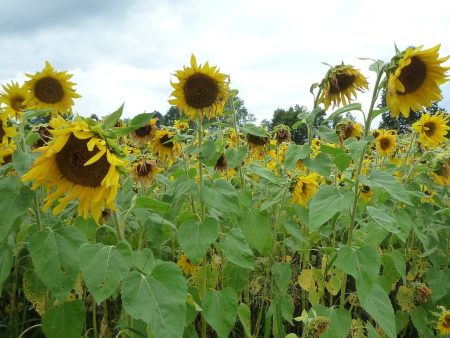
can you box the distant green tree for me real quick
[378,89,447,134]
[268,105,327,144]
[160,106,181,126]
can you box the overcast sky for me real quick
[1,0,449,125]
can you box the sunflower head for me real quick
[412,112,449,148]
[0,113,17,145]
[375,130,397,157]
[319,64,368,110]
[386,45,450,118]
[169,54,229,120]
[273,125,291,144]
[292,173,319,207]
[24,61,81,117]
[131,118,159,144]
[431,156,449,186]
[437,310,450,335]
[215,153,228,172]
[0,141,15,165]
[21,117,127,222]
[0,81,30,119]
[131,159,162,186]
[151,129,181,164]
[360,185,373,203]
[336,120,363,142]
[174,120,189,132]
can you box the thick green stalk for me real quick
[339,67,384,308]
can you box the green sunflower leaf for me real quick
[202,287,238,338]
[78,241,132,304]
[42,299,85,338]
[121,261,187,338]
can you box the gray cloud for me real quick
[0,0,133,34]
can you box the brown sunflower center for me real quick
[55,134,110,187]
[247,134,269,146]
[34,77,64,103]
[215,153,228,171]
[423,122,436,137]
[183,73,219,109]
[3,154,12,164]
[0,121,5,140]
[361,185,371,193]
[135,125,152,137]
[159,134,174,148]
[329,73,355,94]
[136,162,154,177]
[443,314,450,328]
[11,96,26,111]
[397,56,427,94]
[301,182,308,195]
[379,137,392,150]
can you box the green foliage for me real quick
[202,288,238,338]
[42,300,86,338]
[121,260,187,338]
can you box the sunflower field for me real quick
[0,46,449,338]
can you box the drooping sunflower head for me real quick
[24,61,81,117]
[375,130,397,157]
[336,120,363,142]
[437,310,450,335]
[0,81,30,119]
[273,124,291,144]
[151,129,181,164]
[386,45,450,118]
[131,159,162,186]
[412,112,450,148]
[131,118,159,144]
[169,54,229,120]
[319,64,368,110]
[215,153,228,172]
[292,173,319,207]
[21,117,127,222]
[176,254,196,276]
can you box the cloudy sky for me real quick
[1,0,450,125]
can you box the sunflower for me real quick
[21,117,127,222]
[387,45,450,118]
[337,120,363,143]
[131,159,162,186]
[412,112,450,148]
[319,64,368,110]
[24,61,81,117]
[375,130,397,157]
[176,254,196,275]
[0,141,15,165]
[292,173,319,207]
[0,81,30,119]
[360,185,373,203]
[169,54,229,120]
[273,125,291,144]
[174,120,189,132]
[421,185,435,204]
[151,129,181,164]
[437,310,450,336]
[431,157,449,186]
[131,118,158,144]
[0,113,16,145]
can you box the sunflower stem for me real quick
[92,301,99,338]
[229,92,245,190]
[33,191,42,231]
[197,116,208,338]
[401,132,417,178]
[339,67,384,309]
[112,211,125,242]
